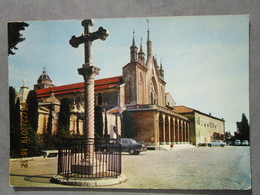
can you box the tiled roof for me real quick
[173,105,224,121]
[172,106,194,113]
[36,76,123,98]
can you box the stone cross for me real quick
[69,19,109,66]
[69,19,109,163]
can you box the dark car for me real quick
[100,138,146,155]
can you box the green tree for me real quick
[42,104,56,149]
[104,109,108,138]
[26,90,39,131]
[25,90,41,156]
[10,97,22,157]
[27,126,41,157]
[8,22,29,55]
[9,87,16,134]
[237,113,250,141]
[95,105,103,139]
[122,110,134,138]
[57,98,70,137]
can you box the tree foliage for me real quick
[122,110,134,138]
[8,22,29,55]
[26,90,39,131]
[10,95,22,157]
[236,113,250,141]
[57,98,70,137]
[25,90,41,156]
[95,105,103,139]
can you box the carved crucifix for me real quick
[69,19,109,66]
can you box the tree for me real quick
[104,109,108,138]
[26,90,39,131]
[122,110,134,138]
[9,87,16,133]
[57,98,70,137]
[42,104,55,149]
[25,90,41,156]
[95,105,103,139]
[236,113,250,141]
[10,97,21,157]
[8,22,29,55]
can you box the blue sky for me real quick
[8,15,249,134]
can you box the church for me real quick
[19,27,225,148]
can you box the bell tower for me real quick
[34,67,54,90]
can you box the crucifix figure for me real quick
[69,19,109,164]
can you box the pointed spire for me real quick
[146,18,152,64]
[160,58,163,70]
[132,29,136,46]
[140,37,143,52]
[159,58,164,80]
[130,29,138,62]
[147,18,150,41]
[138,37,145,65]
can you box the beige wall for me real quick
[194,112,225,144]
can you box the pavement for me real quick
[9,146,251,190]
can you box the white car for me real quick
[208,140,226,147]
[242,140,249,146]
[235,139,241,145]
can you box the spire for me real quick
[147,18,150,41]
[130,29,138,62]
[132,29,136,46]
[140,37,143,52]
[159,58,164,80]
[146,18,152,64]
[138,37,145,65]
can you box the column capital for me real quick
[78,65,100,80]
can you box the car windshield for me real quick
[129,139,138,144]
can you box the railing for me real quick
[57,138,121,180]
[125,104,189,120]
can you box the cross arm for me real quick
[69,27,109,48]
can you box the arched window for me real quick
[150,77,158,105]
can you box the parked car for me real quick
[235,139,241,146]
[208,140,226,147]
[242,140,249,146]
[101,138,146,155]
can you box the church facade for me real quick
[28,28,225,148]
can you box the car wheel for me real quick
[129,149,136,155]
[220,144,224,147]
[208,144,212,147]
[134,151,140,155]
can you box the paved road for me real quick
[9,146,251,190]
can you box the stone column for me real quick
[173,117,175,144]
[78,65,100,161]
[177,119,179,144]
[184,121,187,143]
[162,114,166,145]
[168,116,171,143]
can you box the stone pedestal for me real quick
[71,160,107,175]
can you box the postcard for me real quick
[8,15,250,190]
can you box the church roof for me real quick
[36,76,123,98]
